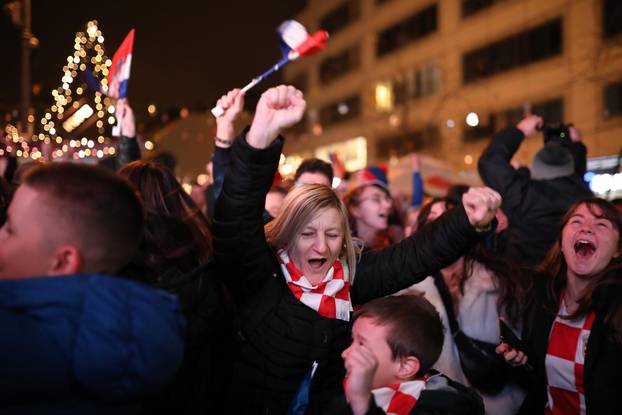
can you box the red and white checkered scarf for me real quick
[278,250,352,321]
[371,380,427,415]
[544,294,595,415]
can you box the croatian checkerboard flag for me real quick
[107,29,135,99]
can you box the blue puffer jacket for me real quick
[0,274,185,414]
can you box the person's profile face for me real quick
[288,207,344,283]
[351,185,392,232]
[0,185,56,279]
[561,203,620,279]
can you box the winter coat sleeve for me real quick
[211,145,231,203]
[477,127,530,217]
[212,128,283,303]
[568,141,587,178]
[351,206,484,305]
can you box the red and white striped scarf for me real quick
[278,251,352,321]
[545,296,595,415]
[371,380,427,415]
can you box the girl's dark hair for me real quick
[537,198,622,344]
[119,161,212,283]
[415,197,459,232]
[417,197,528,325]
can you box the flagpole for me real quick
[212,56,292,117]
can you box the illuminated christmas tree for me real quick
[36,20,118,161]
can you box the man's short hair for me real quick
[23,163,143,274]
[294,158,333,184]
[354,295,444,376]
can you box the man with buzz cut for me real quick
[0,162,184,414]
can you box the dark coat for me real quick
[122,214,237,414]
[519,274,622,414]
[213,132,487,414]
[478,127,592,267]
[0,274,184,414]
[322,371,484,415]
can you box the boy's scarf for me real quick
[371,380,427,415]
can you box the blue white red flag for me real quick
[107,29,135,99]
[278,20,328,60]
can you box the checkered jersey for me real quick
[545,299,595,415]
[278,251,352,321]
[371,379,427,415]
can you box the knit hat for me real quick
[359,164,389,188]
[531,142,574,180]
[345,164,390,201]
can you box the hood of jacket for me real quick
[0,274,185,405]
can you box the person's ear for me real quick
[397,356,421,380]
[48,245,83,275]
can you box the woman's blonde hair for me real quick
[265,184,360,282]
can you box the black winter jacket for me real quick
[213,132,488,414]
[519,275,622,414]
[478,127,592,267]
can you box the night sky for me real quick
[0,0,307,120]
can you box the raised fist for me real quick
[462,186,502,229]
[247,85,306,149]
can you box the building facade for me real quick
[281,0,622,182]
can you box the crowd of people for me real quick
[0,83,620,415]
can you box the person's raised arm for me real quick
[410,153,424,209]
[214,88,245,148]
[114,98,140,168]
[212,86,305,300]
[247,85,306,149]
[478,114,541,215]
[352,187,501,304]
[568,124,588,178]
[211,89,245,208]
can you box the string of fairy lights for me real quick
[4,20,121,161]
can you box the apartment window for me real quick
[604,81,622,118]
[394,65,440,105]
[320,95,361,126]
[463,18,562,83]
[375,65,440,112]
[462,0,508,17]
[319,46,360,85]
[376,127,440,159]
[603,0,622,38]
[463,98,563,141]
[320,0,360,35]
[377,5,437,57]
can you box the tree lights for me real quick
[4,20,118,162]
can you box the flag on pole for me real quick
[278,20,328,60]
[211,20,328,116]
[107,29,135,99]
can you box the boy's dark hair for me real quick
[294,158,333,184]
[23,163,143,274]
[354,295,444,377]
